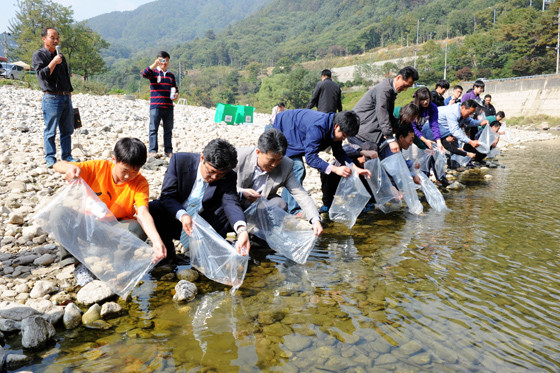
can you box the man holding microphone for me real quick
[32,27,79,168]
[142,51,179,158]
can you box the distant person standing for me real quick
[482,94,496,117]
[32,27,79,168]
[461,80,485,105]
[306,69,342,113]
[351,66,419,153]
[444,85,463,105]
[142,51,178,158]
[430,80,449,107]
[269,102,285,125]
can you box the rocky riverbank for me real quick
[0,85,557,368]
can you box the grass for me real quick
[506,115,560,128]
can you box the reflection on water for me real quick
[16,139,560,372]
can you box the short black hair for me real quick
[258,129,288,156]
[396,122,414,139]
[42,27,57,37]
[461,99,479,110]
[453,85,463,91]
[484,94,492,100]
[473,80,485,89]
[113,138,147,169]
[413,87,431,108]
[496,111,505,118]
[399,103,420,125]
[321,69,332,78]
[397,66,419,82]
[490,120,502,128]
[202,139,237,171]
[435,80,450,89]
[278,102,285,108]
[157,51,170,59]
[333,111,360,137]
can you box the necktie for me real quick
[179,180,207,249]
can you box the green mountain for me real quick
[86,0,271,58]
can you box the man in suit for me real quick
[149,139,250,263]
[306,69,343,113]
[236,129,323,236]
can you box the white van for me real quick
[1,64,25,80]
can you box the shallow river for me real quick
[14,138,560,372]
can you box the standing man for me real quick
[444,85,463,105]
[32,27,78,168]
[351,66,419,154]
[430,79,449,107]
[142,51,178,158]
[272,109,371,215]
[482,94,496,117]
[461,80,485,104]
[306,69,342,113]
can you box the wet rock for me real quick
[0,346,32,371]
[29,280,57,299]
[257,310,285,325]
[50,291,72,305]
[21,316,56,349]
[446,181,465,190]
[400,340,423,356]
[172,280,197,303]
[82,304,101,325]
[0,318,21,332]
[177,268,199,282]
[0,301,40,321]
[76,280,115,306]
[63,303,82,329]
[100,302,123,319]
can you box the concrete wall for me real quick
[463,75,560,117]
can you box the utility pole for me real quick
[542,0,546,12]
[1,32,10,61]
[494,9,496,24]
[444,26,449,80]
[556,6,559,74]
[416,19,420,45]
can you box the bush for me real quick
[71,78,109,95]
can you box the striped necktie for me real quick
[179,180,207,249]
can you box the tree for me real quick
[8,0,73,62]
[68,23,109,80]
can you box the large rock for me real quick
[29,280,57,299]
[0,301,40,321]
[63,303,82,329]
[25,299,64,325]
[76,280,115,306]
[0,318,21,333]
[100,302,123,319]
[172,280,197,303]
[177,268,199,282]
[21,316,56,349]
[33,253,56,266]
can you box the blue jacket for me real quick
[423,103,479,144]
[272,109,353,173]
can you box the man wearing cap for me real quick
[32,27,78,168]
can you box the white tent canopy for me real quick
[12,61,32,70]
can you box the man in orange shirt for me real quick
[53,138,166,265]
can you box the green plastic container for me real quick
[214,103,238,125]
[235,105,255,124]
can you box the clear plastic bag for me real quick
[189,214,248,292]
[381,153,423,215]
[33,179,155,298]
[477,125,499,154]
[364,158,402,213]
[451,154,471,167]
[244,198,317,264]
[486,147,500,158]
[418,173,449,212]
[431,144,447,178]
[329,165,371,228]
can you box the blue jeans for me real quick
[42,93,74,162]
[281,156,306,214]
[149,107,174,153]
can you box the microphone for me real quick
[55,46,60,55]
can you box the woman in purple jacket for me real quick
[413,87,444,152]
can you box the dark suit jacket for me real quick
[158,152,245,230]
[306,78,342,113]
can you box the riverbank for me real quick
[0,85,557,367]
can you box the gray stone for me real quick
[172,280,197,303]
[21,316,56,349]
[0,318,21,332]
[100,302,123,319]
[5,353,32,370]
[177,268,199,282]
[0,301,40,321]
[30,280,57,299]
[33,253,56,266]
[25,299,64,325]
[63,303,82,329]
[16,254,38,265]
[76,280,115,306]
[400,340,423,356]
[282,335,312,352]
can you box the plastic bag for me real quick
[418,173,449,212]
[189,214,248,292]
[486,147,500,158]
[431,144,447,179]
[244,198,317,264]
[329,165,371,228]
[364,158,402,213]
[451,154,471,167]
[33,179,155,298]
[381,153,423,215]
[477,125,499,154]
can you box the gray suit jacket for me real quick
[236,147,319,220]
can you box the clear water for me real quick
[12,139,560,372]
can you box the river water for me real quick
[14,138,560,372]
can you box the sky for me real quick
[1,0,154,32]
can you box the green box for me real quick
[214,103,238,125]
[235,105,255,124]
